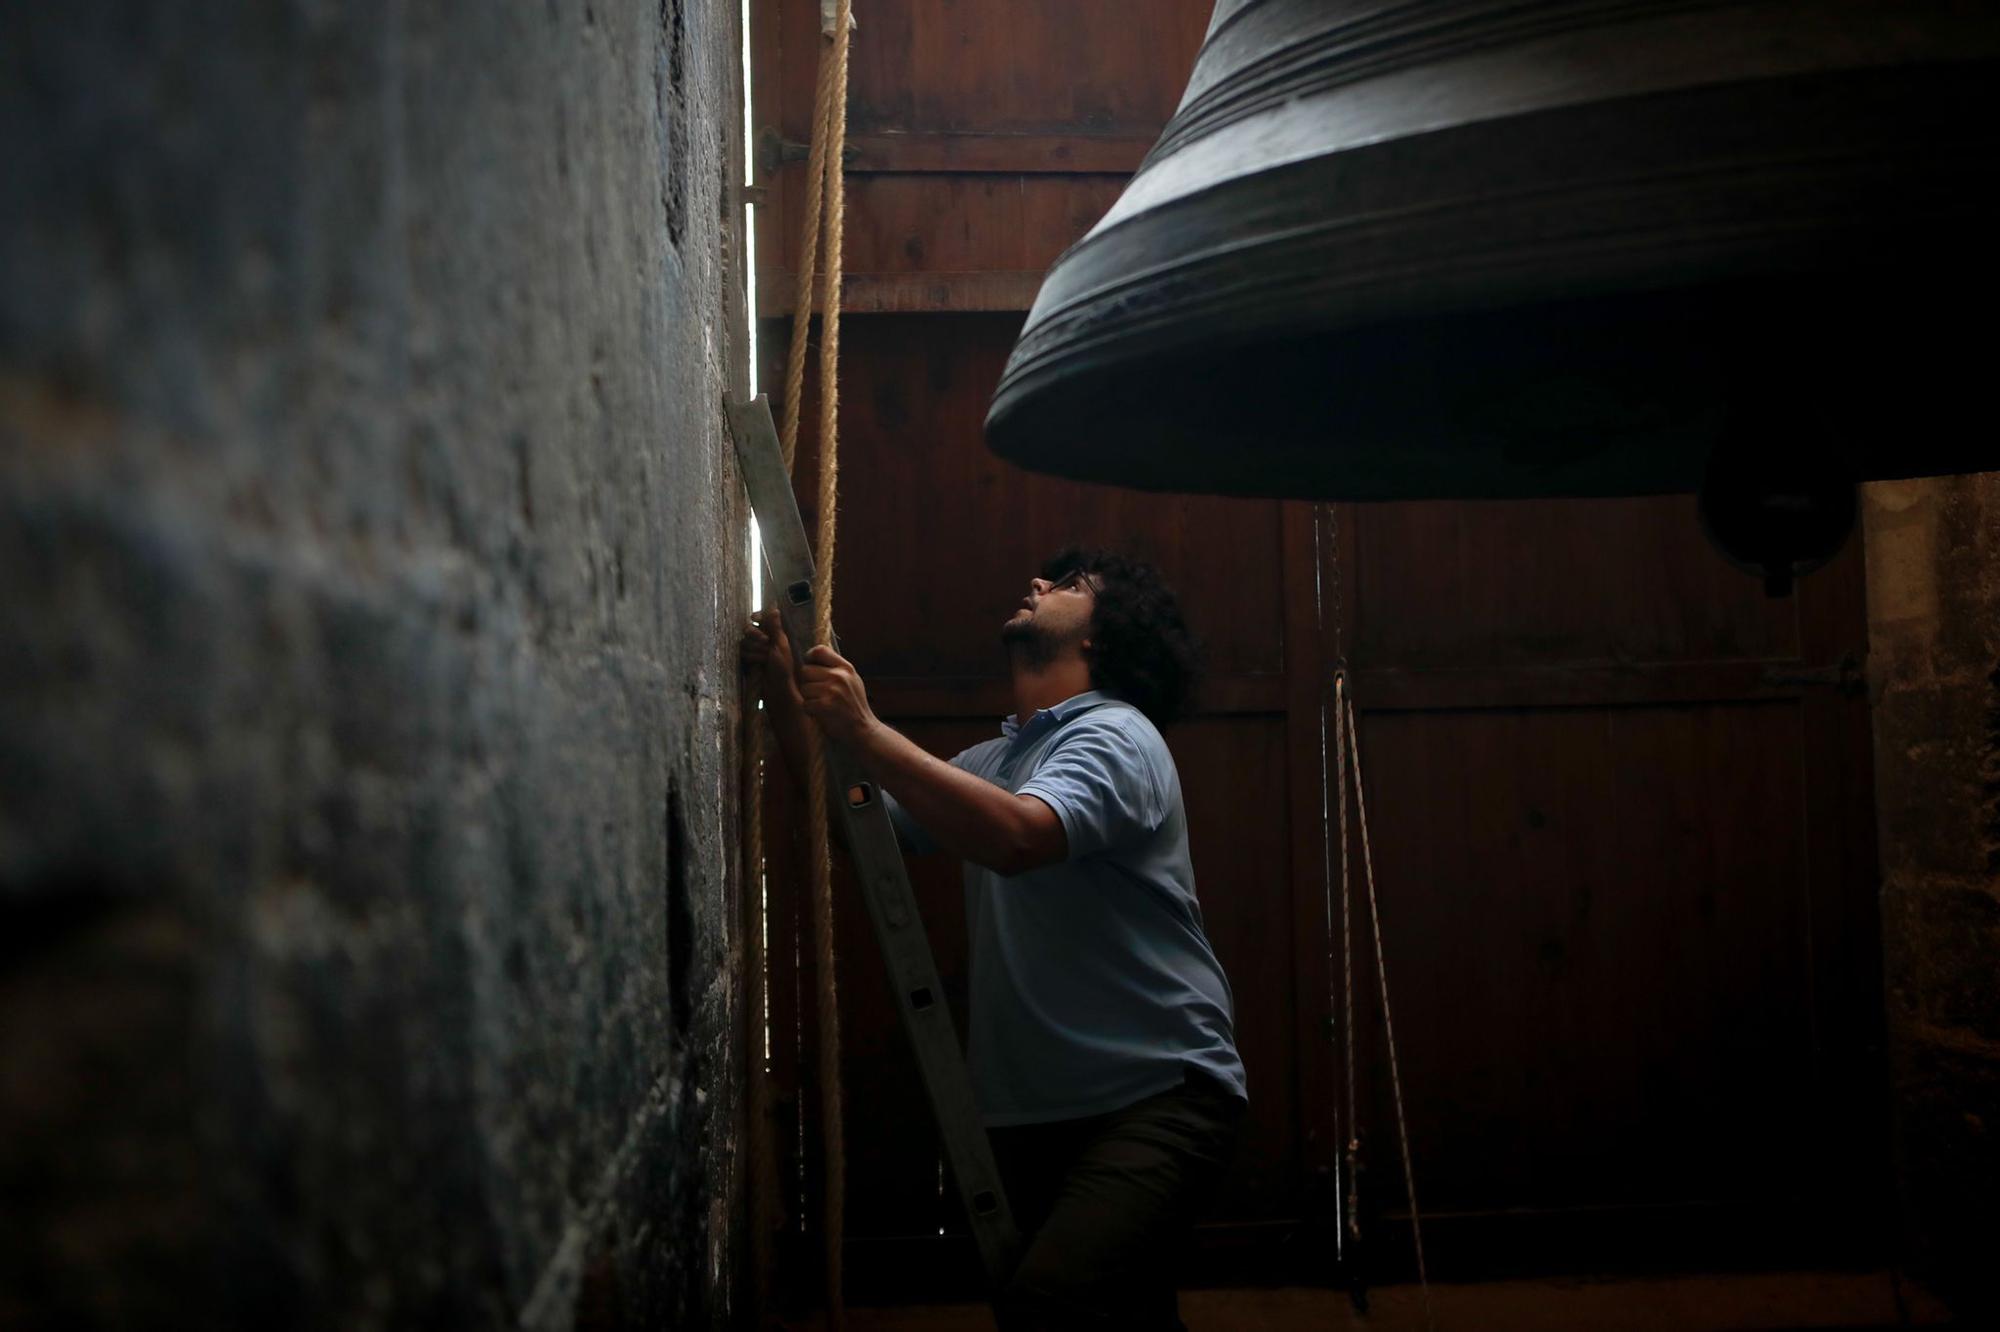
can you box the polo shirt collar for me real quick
[1000,689,1114,740]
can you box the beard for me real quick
[1000,615,1082,668]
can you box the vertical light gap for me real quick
[738,0,774,1099]
[745,204,760,397]
[740,0,761,607]
[740,0,755,188]
[740,0,759,399]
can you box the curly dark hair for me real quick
[1041,547,1203,726]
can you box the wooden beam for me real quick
[770,130,1153,175]
[869,673,1289,721]
[869,659,1847,721]
[1346,659,1842,711]
[872,660,1856,720]
[758,269,1046,315]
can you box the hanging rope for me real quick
[1337,687,1359,1252]
[1333,670,1434,1329]
[773,3,855,1324]
[1323,505,1434,1330]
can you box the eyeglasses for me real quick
[1047,569,1102,596]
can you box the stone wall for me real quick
[1862,472,2000,1323]
[0,3,749,1327]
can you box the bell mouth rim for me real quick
[1006,54,1999,396]
[985,266,1996,504]
[986,52,2000,500]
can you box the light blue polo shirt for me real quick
[885,690,1246,1126]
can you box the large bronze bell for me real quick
[986,0,2000,583]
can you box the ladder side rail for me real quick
[727,395,1023,1290]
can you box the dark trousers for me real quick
[988,1070,1243,1332]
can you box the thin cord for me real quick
[1337,668,1358,1247]
[1342,687,1434,1331]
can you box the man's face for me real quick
[1001,567,1099,663]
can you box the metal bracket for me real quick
[758,127,857,178]
[820,0,857,38]
[726,393,1021,1292]
[1760,653,1867,696]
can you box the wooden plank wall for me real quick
[749,0,1888,1303]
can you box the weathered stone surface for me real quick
[1862,471,2000,1325]
[1884,1030,2000,1325]
[1869,682,1998,881]
[1881,874,2000,1045]
[1,2,747,1328]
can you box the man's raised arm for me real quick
[796,644,1067,876]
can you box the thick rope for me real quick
[784,4,855,1323]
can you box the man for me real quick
[744,548,1245,1330]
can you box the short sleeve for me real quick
[1015,713,1171,860]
